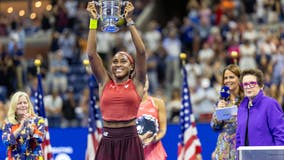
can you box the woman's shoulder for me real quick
[2,119,13,130]
[2,119,10,125]
[151,97,165,109]
[262,95,278,102]
[260,96,281,109]
[152,97,164,104]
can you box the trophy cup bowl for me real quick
[95,0,126,32]
[136,114,159,136]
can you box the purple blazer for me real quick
[236,90,284,149]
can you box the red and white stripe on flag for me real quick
[42,118,53,160]
[85,73,102,160]
[85,129,102,160]
[178,114,202,160]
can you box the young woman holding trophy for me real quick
[86,1,147,160]
[137,76,167,160]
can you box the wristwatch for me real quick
[126,20,135,27]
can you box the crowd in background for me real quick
[0,0,284,128]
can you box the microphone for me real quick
[220,86,230,101]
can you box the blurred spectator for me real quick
[96,30,115,66]
[184,56,202,88]
[64,0,78,29]
[0,15,8,36]
[7,21,26,90]
[155,43,168,88]
[44,88,63,128]
[186,0,200,25]
[218,15,230,41]
[206,27,224,56]
[256,45,271,73]
[191,77,218,122]
[242,22,257,43]
[46,50,69,93]
[53,0,69,32]
[25,76,39,105]
[0,43,8,101]
[146,49,159,94]
[199,1,212,32]
[162,27,182,97]
[270,45,284,85]
[255,0,266,24]
[0,43,16,99]
[266,0,281,24]
[62,87,78,127]
[239,38,257,70]
[0,100,7,128]
[133,0,144,17]
[58,28,76,64]
[226,21,241,44]
[49,31,60,54]
[197,13,212,44]
[40,11,52,32]
[166,88,181,123]
[242,0,256,22]
[73,1,89,36]
[198,41,215,65]
[180,17,196,54]
[76,87,90,127]
[143,20,162,53]
[121,27,137,55]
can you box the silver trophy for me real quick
[94,0,127,32]
[136,114,159,136]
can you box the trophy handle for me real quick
[93,1,102,19]
[120,1,129,18]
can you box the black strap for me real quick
[245,101,251,146]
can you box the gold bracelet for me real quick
[89,19,98,30]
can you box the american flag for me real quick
[85,75,102,160]
[177,66,202,160]
[34,73,53,160]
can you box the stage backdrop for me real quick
[0,123,219,160]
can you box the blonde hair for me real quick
[7,91,35,124]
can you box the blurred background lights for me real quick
[35,1,42,8]
[7,7,13,14]
[18,10,25,16]
[30,12,37,19]
[46,4,52,11]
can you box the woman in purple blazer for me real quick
[236,68,284,149]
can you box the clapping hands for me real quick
[17,114,34,136]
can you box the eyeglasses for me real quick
[241,81,258,88]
